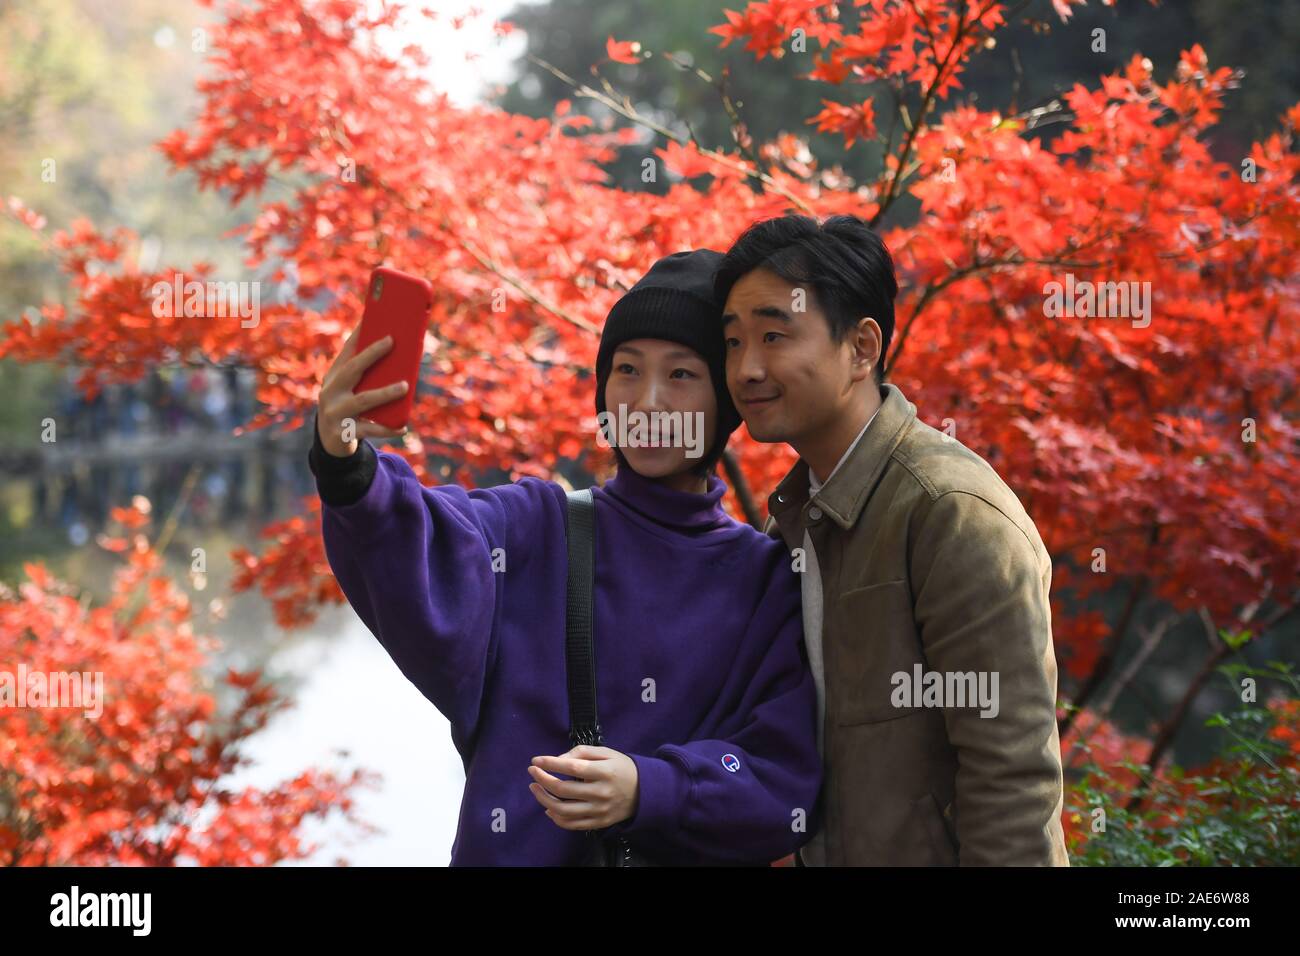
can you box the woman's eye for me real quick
[670,368,697,379]
[724,338,738,349]
[615,363,636,374]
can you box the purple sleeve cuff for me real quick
[605,753,690,837]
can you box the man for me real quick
[716,214,1069,866]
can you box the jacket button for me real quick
[808,506,823,521]
[776,494,785,503]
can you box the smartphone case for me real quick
[353,266,433,430]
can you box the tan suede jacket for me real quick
[766,383,1069,865]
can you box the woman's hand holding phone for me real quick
[316,324,410,457]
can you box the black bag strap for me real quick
[565,489,604,748]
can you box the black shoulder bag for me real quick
[565,488,663,867]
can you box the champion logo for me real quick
[721,753,740,773]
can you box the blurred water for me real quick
[226,612,467,866]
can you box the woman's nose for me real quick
[634,379,669,413]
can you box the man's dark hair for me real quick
[714,214,898,382]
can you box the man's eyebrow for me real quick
[721,306,794,326]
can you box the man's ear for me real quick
[851,316,883,382]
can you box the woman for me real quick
[308,249,821,865]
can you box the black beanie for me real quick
[595,249,742,473]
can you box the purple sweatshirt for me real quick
[308,420,821,865]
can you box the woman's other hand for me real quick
[527,746,640,829]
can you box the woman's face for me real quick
[602,338,718,481]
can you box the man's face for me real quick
[602,338,718,479]
[722,269,859,445]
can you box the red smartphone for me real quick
[353,266,433,430]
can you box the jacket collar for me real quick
[768,383,917,532]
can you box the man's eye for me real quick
[764,331,783,343]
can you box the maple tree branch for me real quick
[882,79,904,161]
[884,251,1105,377]
[353,173,603,343]
[871,0,972,224]
[1124,599,1298,812]
[870,0,1035,226]
[658,52,768,182]
[527,54,814,214]
[1059,572,1151,739]
[1064,610,1180,769]
[449,225,601,336]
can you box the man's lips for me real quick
[739,394,780,409]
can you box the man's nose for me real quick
[731,344,766,384]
